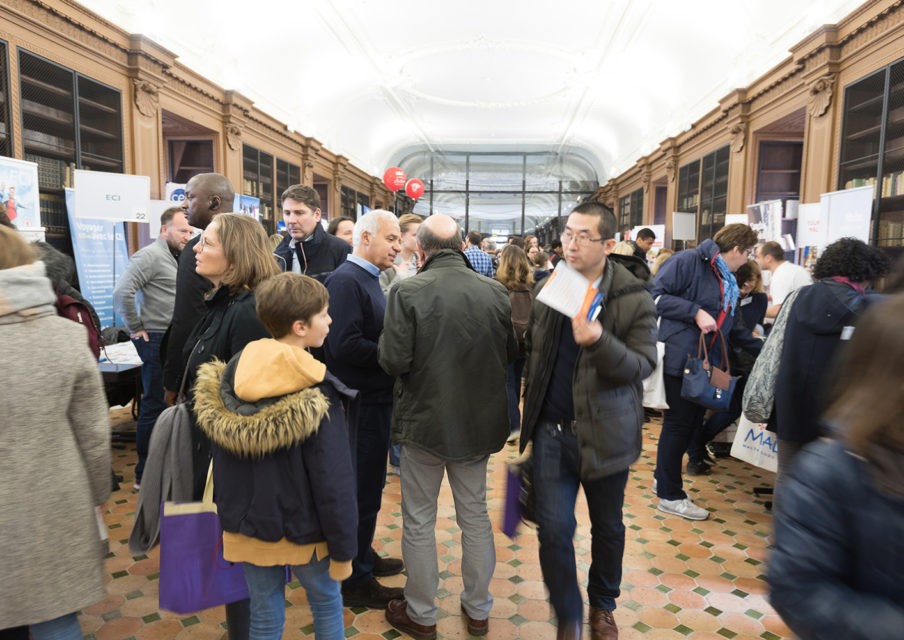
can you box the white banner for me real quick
[796,202,826,249]
[74,170,150,223]
[671,211,696,241]
[822,185,873,244]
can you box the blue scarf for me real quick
[713,253,739,316]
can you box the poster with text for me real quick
[65,188,129,328]
[0,156,41,229]
[746,200,783,245]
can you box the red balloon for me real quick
[383,167,407,192]
[405,178,425,200]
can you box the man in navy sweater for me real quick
[324,209,404,608]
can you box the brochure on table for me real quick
[0,155,43,234]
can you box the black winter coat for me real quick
[774,280,868,444]
[185,287,270,497]
[193,357,357,562]
[769,438,904,639]
[273,224,351,281]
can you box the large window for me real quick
[676,145,730,242]
[242,144,274,231]
[396,149,599,238]
[618,188,643,232]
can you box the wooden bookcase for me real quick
[0,42,10,159]
[676,145,730,242]
[18,49,123,251]
[168,139,214,184]
[242,144,275,232]
[618,187,643,232]
[839,55,904,247]
[756,141,802,203]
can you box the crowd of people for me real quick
[1,174,902,640]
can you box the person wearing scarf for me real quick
[650,224,761,520]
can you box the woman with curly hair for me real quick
[773,237,889,493]
[497,244,533,443]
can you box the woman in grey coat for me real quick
[0,226,111,639]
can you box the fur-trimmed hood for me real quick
[194,350,331,459]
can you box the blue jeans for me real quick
[656,374,706,500]
[533,421,629,623]
[243,556,343,640]
[29,613,82,640]
[347,399,392,586]
[506,358,525,435]
[133,332,165,483]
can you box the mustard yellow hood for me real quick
[233,338,326,402]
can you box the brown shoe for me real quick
[557,619,583,640]
[460,603,488,636]
[385,598,437,640]
[589,607,618,640]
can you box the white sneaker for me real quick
[658,497,709,520]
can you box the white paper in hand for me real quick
[536,261,593,318]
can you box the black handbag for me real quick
[681,329,738,412]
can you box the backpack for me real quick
[55,293,103,359]
[509,287,533,354]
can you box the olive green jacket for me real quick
[378,249,518,460]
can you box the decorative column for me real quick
[720,89,750,216]
[222,90,253,194]
[793,26,841,203]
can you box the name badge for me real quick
[740,297,752,307]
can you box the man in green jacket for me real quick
[520,202,657,640]
[378,214,518,640]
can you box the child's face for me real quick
[303,305,332,348]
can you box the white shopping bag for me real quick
[730,415,778,473]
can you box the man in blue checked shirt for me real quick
[463,230,495,278]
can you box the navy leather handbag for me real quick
[681,329,738,412]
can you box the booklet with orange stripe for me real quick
[536,261,599,319]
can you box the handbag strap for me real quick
[203,461,214,506]
[697,329,732,376]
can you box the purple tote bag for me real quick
[158,465,248,613]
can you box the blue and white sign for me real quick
[74,169,151,223]
[65,188,129,328]
[165,182,186,202]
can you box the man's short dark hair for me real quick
[570,201,617,239]
[508,235,525,248]
[256,272,329,339]
[327,216,354,235]
[281,184,321,211]
[636,227,656,241]
[467,230,482,246]
[160,206,183,227]
[759,241,785,262]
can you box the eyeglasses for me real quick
[561,230,604,247]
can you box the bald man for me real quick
[163,173,235,403]
[379,214,518,639]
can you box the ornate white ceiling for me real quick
[78,0,868,181]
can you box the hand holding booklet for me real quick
[536,261,601,319]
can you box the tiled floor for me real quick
[81,408,791,639]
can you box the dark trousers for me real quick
[687,375,748,463]
[655,374,706,500]
[506,358,525,435]
[346,399,393,587]
[133,332,165,483]
[533,421,629,623]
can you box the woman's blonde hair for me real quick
[0,226,36,270]
[212,214,281,291]
[496,244,533,290]
[650,248,674,276]
[611,241,636,257]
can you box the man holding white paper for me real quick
[520,202,657,640]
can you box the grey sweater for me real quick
[113,236,178,333]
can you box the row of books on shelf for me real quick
[878,221,904,241]
[843,176,877,191]
[881,170,904,198]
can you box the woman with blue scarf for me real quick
[650,224,762,520]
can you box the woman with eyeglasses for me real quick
[183,213,280,639]
[650,224,762,520]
